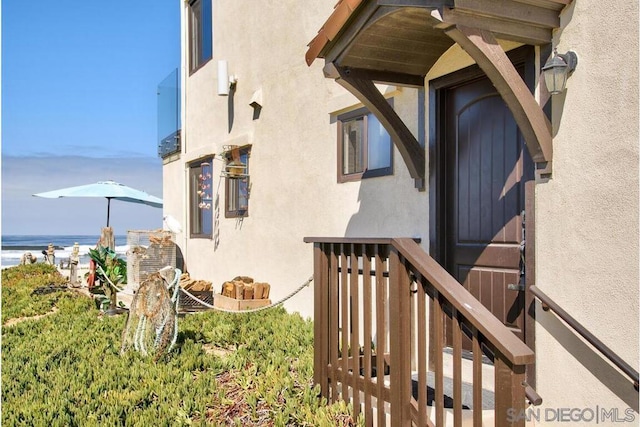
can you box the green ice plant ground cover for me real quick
[1,264,362,426]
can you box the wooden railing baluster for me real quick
[452,308,463,427]
[304,237,535,427]
[329,244,340,402]
[400,256,413,425]
[389,249,400,427]
[313,243,329,396]
[375,244,387,427]
[362,244,373,426]
[472,328,483,426]
[434,291,445,427]
[350,244,361,419]
[495,350,526,426]
[389,249,412,426]
[340,247,349,401]
[416,274,428,426]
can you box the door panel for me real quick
[445,75,532,343]
[458,266,522,332]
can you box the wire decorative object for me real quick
[120,272,312,361]
[120,267,181,361]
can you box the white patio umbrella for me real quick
[33,180,163,227]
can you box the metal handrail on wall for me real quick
[530,285,639,391]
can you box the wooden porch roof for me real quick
[306,0,571,76]
[305,0,573,179]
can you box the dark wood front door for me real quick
[442,72,534,344]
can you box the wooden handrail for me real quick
[304,237,420,244]
[530,285,640,390]
[304,236,535,365]
[391,238,535,365]
[306,237,537,425]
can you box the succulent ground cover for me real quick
[1,264,361,426]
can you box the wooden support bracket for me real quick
[444,25,553,165]
[324,62,426,187]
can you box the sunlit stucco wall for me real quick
[165,1,639,416]
[534,0,639,421]
[427,4,639,419]
[165,0,429,320]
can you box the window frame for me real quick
[188,0,212,74]
[225,145,251,218]
[188,157,214,238]
[337,101,394,183]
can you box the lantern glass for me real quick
[544,63,568,94]
[542,51,577,95]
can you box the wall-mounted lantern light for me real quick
[542,49,578,95]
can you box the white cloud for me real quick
[1,155,164,235]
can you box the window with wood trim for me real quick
[188,0,212,73]
[189,157,213,238]
[225,145,250,218]
[337,102,393,182]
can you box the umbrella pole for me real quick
[107,198,111,227]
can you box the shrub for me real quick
[1,265,361,426]
[1,264,75,323]
[88,246,127,309]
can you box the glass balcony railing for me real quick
[157,68,181,158]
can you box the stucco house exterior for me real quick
[159,0,638,424]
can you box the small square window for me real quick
[189,158,213,238]
[225,146,250,218]
[337,102,393,182]
[189,0,212,73]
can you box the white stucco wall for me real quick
[424,6,639,420]
[164,0,429,320]
[534,0,639,423]
[164,0,639,418]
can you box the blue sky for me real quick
[2,1,180,235]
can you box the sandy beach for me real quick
[56,263,135,308]
[56,263,91,286]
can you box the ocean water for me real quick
[1,235,129,268]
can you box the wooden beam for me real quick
[454,0,560,28]
[337,67,425,87]
[342,55,435,77]
[444,25,552,163]
[377,0,453,7]
[324,62,426,181]
[515,0,572,10]
[441,8,552,45]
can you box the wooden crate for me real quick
[213,294,271,311]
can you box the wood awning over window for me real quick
[306,0,572,183]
